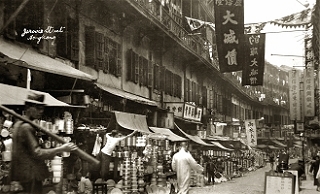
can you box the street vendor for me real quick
[97,129,137,181]
[10,92,78,194]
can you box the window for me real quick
[148,61,154,88]
[127,50,153,86]
[5,0,44,46]
[95,32,104,70]
[105,37,122,77]
[174,74,182,98]
[153,64,160,90]
[56,10,79,62]
[85,28,122,77]
[202,86,207,107]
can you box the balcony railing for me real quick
[131,0,219,69]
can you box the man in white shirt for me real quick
[171,142,204,194]
[97,129,136,180]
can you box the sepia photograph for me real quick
[0,0,319,193]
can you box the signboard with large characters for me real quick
[165,102,202,122]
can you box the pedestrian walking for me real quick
[206,157,217,185]
[310,156,320,190]
[10,92,78,194]
[171,141,204,194]
[269,153,275,171]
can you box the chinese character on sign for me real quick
[250,47,258,56]
[222,10,238,25]
[225,49,238,65]
[214,0,244,72]
[245,119,257,146]
[224,29,239,44]
[242,34,265,86]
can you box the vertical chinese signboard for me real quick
[304,67,315,117]
[289,70,301,121]
[244,119,257,147]
[242,33,265,86]
[305,38,314,68]
[214,0,245,73]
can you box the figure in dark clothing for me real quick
[269,154,275,171]
[309,156,320,186]
[206,159,216,184]
[11,93,77,194]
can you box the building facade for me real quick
[0,0,290,139]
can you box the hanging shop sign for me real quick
[305,38,314,68]
[244,119,257,147]
[303,66,315,117]
[214,0,244,73]
[289,70,302,120]
[242,33,265,86]
[165,102,202,122]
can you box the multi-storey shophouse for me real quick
[0,0,290,141]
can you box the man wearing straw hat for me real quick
[10,92,77,194]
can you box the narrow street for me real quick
[189,161,320,194]
[189,166,268,194]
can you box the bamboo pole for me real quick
[0,104,100,166]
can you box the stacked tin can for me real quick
[131,158,138,193]
[157,140,166,187]
[51,156,63,183]
[137,157,145,192]
[122,157,131,193]
[150,141,158,185]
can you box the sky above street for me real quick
[244,0,316,68]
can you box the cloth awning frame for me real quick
[149,127,187,142]
[0,83,71,107]
[112,111,152,134]
[0,38,96,81]
[95,83,157,107]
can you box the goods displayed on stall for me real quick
[90,130,178,194]
[0,115,13,192]
[0,110,78,193]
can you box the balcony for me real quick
[127,0,219,70]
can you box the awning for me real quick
[0,38,95,81]
[95,83,157,107]
[114,111,151,134]
[210,141,234,151]
[256,144,268,149]
[149,127,187,142]
[174,123,214,147]
[174,116,203,125]
[0,83,70,107]
[271,139,287,148]
[268,145,282,150]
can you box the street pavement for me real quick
[188,162,320,194]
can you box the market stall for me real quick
[0,83,99,193]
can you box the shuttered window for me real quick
[105,37,122,77]
[96,32,104,70]
[127,49,134,81]
[153,64,160,90]
[160,66,166,91]
[143,57,149,86]
[85,26,96,68]
[202,86,207,107]
[148,61,154,88]
[185,79,189,102]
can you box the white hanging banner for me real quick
[289,70,301,120]
[304,66,315,117]
[244,119,257,147]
